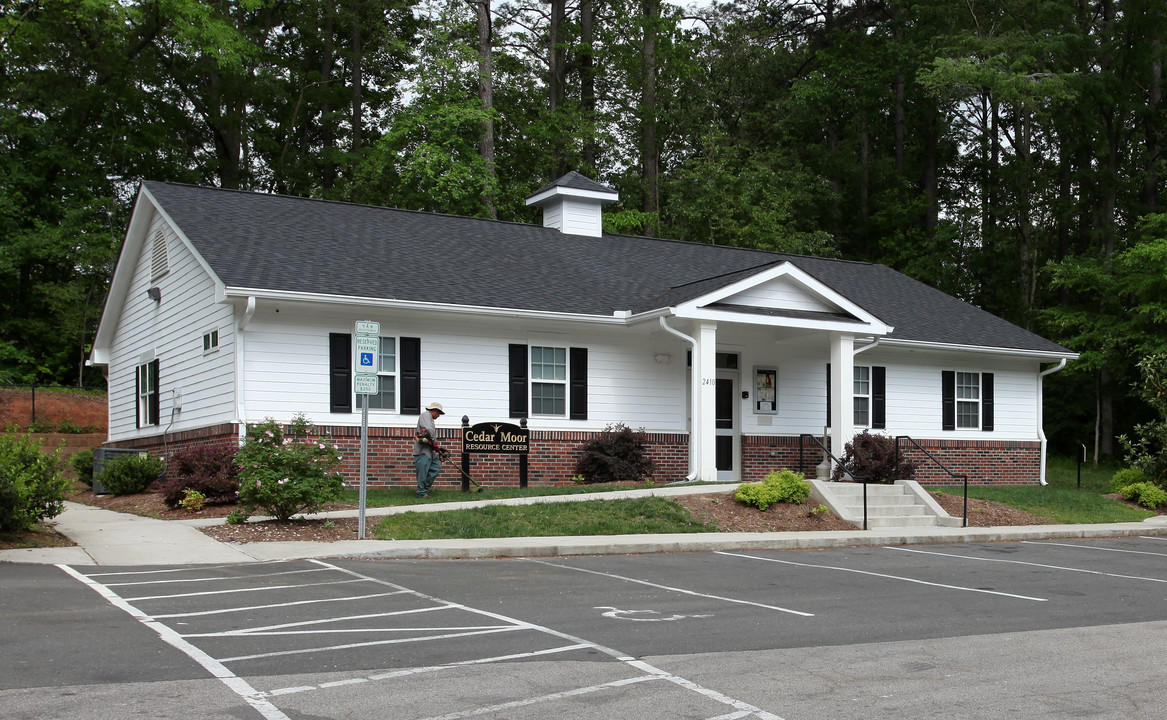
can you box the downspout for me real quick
[1037,358,1068,486]
[236,296,257,443]
[660,316,699,481]
[852,338,882,356]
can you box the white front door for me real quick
[715,370,739,482]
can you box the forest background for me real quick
[2,0,1165,461]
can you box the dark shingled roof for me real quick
[143,181,1071,355]
[529,170,617,197]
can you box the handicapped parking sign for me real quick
[354,335,379,370]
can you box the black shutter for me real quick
[149,359,160,426]
[569,347,588,420]
[509,344,528,418]
[942,370,956,431]
[825,363,831,428]
[871,365,886,429]
[135,364,142,429]
[981,372,994,431]
[329,333,352,413]
[399,337,421,414]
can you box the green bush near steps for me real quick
[735,469,812,511]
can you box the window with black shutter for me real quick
[329,333,352,413]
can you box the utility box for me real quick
[92,447,147,495]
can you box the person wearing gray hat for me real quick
[413,402,447,497]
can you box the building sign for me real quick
[462,422,530,454]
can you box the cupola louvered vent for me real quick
[150,229,170,279]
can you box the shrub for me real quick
[234,414,345,521]
[831,431,915,484]
[0,431,70,531]
[1121,482,1167,509]
[1118,354,1167,486]
[735,469,811,510]
[71,448,95,487]
[574,423,656,484]
[1111,467,1150,493]
[97,453,165,496]
[179,489,206,512]
[157,445,241,508]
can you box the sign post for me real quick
[354,321,380,539]
[460,418,531,491]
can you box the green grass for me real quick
[932,455,1156,524]
[338,480,731,508]
[371,496,718,540]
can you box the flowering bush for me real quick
[234,414,345,521]
[158,445,240,508]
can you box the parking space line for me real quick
[525,559,815,617]
[718,551,1048,601]
[102,567,333,588]
[58,564,293,720]
[217,626,526,663]
[1020,541,1167,558]
[417,675,663,720]
[184,606,457,636]
[1142,536,1167,541]
[886,546,1167,583]
[152,591,410,619]
[124,577,368,602]
[266,644,594,697]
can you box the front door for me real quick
[715,370,738,482]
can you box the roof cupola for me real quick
[524,171,618,238]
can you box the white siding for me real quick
[107,212,236,441]
[559,197,603,237]
[721,276,835,313]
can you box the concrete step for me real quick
[839,504,930,518]
[863,515,941,528]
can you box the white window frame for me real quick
[956,371,980,429]
[853,365,870,427]
[202,328,219,354]
[530,345,568,417]
[137,360,159,427]
[367,336,398,411]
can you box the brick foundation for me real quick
[107,425,1042,488]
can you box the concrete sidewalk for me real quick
[4,490,1167,567]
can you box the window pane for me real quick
[365,376,396,410]
[956,372,979,400]
[379,337,396,373]
[854,366,869,395]
[532,382,565,415]
[853,397,869,426]
[531,346,566,381]
[957,401,979,428]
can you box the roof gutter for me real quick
[876,337,1079,361]
[1037,358,1069,486]
[659,316,700,482]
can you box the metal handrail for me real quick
[799,434,872,530]
[895,435,968,527]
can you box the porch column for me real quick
[695,321,718,482]
[829,332,855,475]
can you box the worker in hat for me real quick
[413,402,446,497]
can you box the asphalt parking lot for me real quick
[4,536,1167,719]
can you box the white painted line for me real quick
[217,626,525,663]
[718,551,1048,602]
[124,577,368,602]
[85,562,272,578]
[312,560,785,719]
[267,644,594,697]
[190,625,513,639]
[1141,536,1167,542]
[58,564,292,720]
[526,559,814,617]
[1023,540,1167,557]
[705,712,754,720]
[151,590,409,619]
[102,567,333,587]
[417,675,662,720]
[887,546,1167,584]
[183,606,458,636]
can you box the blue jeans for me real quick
[414,453,441,496]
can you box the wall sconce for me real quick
[654,353,671,364]
[146,287,162,303]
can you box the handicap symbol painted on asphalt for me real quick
[359,352,375,367]
[595,606,712,622]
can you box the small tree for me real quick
[234,415,345,521]
[0,430,70,531]
[1119,354,1167,486]
[831,431,915,484]
[574,423,657,484]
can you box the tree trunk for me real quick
[473,0,496,218]
[641,0,659,236]
[351,0,364,159]
[320,0,337,191]
[1143,35,1161,211]
[580,0,597,173]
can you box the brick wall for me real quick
[0,387,107,430]
[896,439,1041,485]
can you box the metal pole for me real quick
[461,416,471,492]
[519,417,528,488]
[358,395,368,539]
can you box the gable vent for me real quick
[150,229,170,279]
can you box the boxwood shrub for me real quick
[98,453,165,496]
